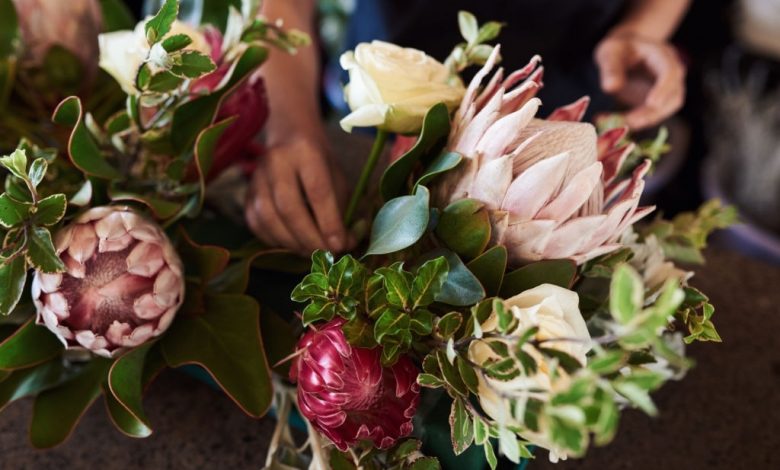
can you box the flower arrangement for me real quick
[0,3,735,469]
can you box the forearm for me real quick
[610,0,691,41]
[260,0,325,146]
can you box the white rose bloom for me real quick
[98,19,211,95]
[339,41,465,133]
[468,284,592,463]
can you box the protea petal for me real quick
[548,96,590,122]
[502,152,569,220]
[471,155,513,210]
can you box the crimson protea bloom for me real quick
[290,319,420,451]
[438,46,653,265]
[31,206,184,358]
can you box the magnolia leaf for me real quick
[0,256,27,316]
[433,249,485,306]
[365,186,430,257]
[33,194,67,226]
[450,398,474,455]
[609,264,643,324]
[52,97,121,179]
[500,259,577,298]
[107,342,156,436]
[380,104,451,200]
[30,357,113,448]
[0,193,31,228]
[435,199,491,260]
[161,294,272,417]
[170,50,217,79]
[0,320,63,369]
[144,0,178,45]
[26,226,66,273]
[0,361,68,412]
[411,257,448,309]
[414,151,462,191]
[466,245,507,296]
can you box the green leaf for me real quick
[435,199,491,261]
[410,309,434,336]
[99,0,136,32]
[33,194,67,226]
[342,316,377,348]
[414,151,462,191]
[311,250,334,275]
[417,373,445,388]
[170,50,217,79]
[466,245,507,297]
[0,320,63,369]
[458,11,479,44]
[412,257,448,309]
[366,186,430,257]
[409,457,441,470]
[26,226,65,273]
[28,158,47,188]
[473,416,489,445]
[107,343,155,436]
[52,97,122,179]
[193,117,236,211]
[0,148,27,179]
[147,70,184,92]
[161,294,272,417]
[378,263,412,309]
[0,193,31,228]
[436,312,463,340]
[433,250,485,306]
[613,380,657,416]
[588,350,627,375]
[0,361,68,411]
[162,33,192,52]
[145,0,178,45]
[108,190,182,220]
[380,104,451,200]
[437,349,467,396]
[609,264,643,324]
[176,228,230,283]
[0,0,20,58]
[103,385,151,438]
[374,308,410,344]
[30,357,113,448]
[457,356,479,395]
[476,21,504,44]
[171,44,268,154]
[450,398,474,455]
[500,259,577,298]
[484,440,498,469]
[328,255,358,296]
[301,299,336,325]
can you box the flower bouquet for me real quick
[0,3,736,469]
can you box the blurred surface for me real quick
[1,248,778,469]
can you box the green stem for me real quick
[343,129,388,227]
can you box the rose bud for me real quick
[31,206,185,358]
[437,46,653,265]
[290,318,420,451]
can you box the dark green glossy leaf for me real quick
[107,342,155,436]
[52,97,121,179]
[500,259,577,298]
[374,308,409,344]
[30,358,113,448]
[162,33,192,52]
[0,320,63,369]
[108,190,181,220]
[144,0,178,45]
[194,117,235,210]
[105,111,131,136]
[414,151,462,191]
[176,227,230,283]
[433,249,485,306]
[457,356,479,395]
[0,361,68,411]
[409,456,441,470]
[311,250,334,275]
[377,263,412,309]
[0,193,31,228]
[161,294,272,417]
[435,199,491,260]
[411,257,448,309]
[148,70,184,92]
[103,383,151,438]
[380,103,450,200]
[410,309,434,336]
[342,316,377,348]
[33,194,67,226]
[365,186,430,257]
[450,398,474,455]
[26,226,65,273]
[0,256,27,316]
[436,312,463,340]
[466,245,507,297]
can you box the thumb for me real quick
[596,41,627,93]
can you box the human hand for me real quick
[245,136,352,255]
[595,34,686,130]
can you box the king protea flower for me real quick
[31,206,185,358]
[290,319,420,451]
[438,46,653,265]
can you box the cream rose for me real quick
[98,19,211,95]
[468,284,592,462]
[339,41,465,133]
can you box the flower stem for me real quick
[343,129,388,227]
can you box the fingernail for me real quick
[327,235,343,253]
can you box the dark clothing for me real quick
[338,0,629,115]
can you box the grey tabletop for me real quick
[1,247,778,469]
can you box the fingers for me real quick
[300,155,349,253]
[595,39,628,94]
[246,165,304,252]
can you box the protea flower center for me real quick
[290,319,420,451]
[32,206,184,357]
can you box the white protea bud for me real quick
[31,206,185,358]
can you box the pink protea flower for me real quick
[290,319,420,451]
[191,27,269,180]
[31,206,185,358]
[438,46,653,265]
